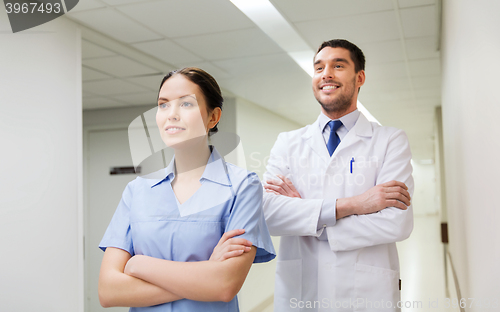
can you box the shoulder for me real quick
[128,167,169,192]
[225,162,261,184]
[371,123,408,141]
[225,162,262,191]
[276,124,312,141]
[270,124,314,153]
[370,124,411,156]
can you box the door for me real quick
[86,128,134,312]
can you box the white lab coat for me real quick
[263,112,414,312]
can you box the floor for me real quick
[397,214,448,311]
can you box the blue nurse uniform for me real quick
[99,146,276,312]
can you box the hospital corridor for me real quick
[1,0,499,311]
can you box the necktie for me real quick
[327,120,343,156]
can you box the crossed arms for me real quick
[262,129,414,250]
[98,229,256,307]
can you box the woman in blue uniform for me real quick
[98,67,275,311]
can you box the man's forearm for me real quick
[335,197,357,219]
[263,192,324,236]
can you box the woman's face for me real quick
[156,74,216,148]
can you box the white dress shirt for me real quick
[317,109,360,231]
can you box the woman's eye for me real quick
[159,103,167,109]
[181,102,193,107]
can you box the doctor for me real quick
[263,39,414,311]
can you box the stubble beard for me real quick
[316,78,356,115]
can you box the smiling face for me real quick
[312,47,365,118]
[156,74,218,149]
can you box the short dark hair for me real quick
[316,39,365,73]
[159,67,223,136]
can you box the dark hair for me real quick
[158,67,223,136]
[316,39,365,73]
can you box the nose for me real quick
[167,104,180,121]
[321,65,334,80]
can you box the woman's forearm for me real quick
[99,269,182,307]
[125,247,257,303]
[99,247,182,308]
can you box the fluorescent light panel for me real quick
[230,0,381,124]
[230,0,313,76]
[287,50,315,77]
[357,101,381,125]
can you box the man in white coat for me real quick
[263,39,414,311]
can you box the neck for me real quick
[322,100,357,120]
[173,137,211,181]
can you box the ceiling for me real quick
[68,0,441,162]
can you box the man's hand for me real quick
[209,229,253,262]
[336,180,411,219]
[264,174,301,198]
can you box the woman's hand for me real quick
[209,229,253,262]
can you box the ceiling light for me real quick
[230,0,313,76]
[357,101,381,125]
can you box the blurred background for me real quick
[1,0,499,311]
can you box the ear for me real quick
[356,70,366,88]
[208,107,222,130]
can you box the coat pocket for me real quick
[354,263,400,311]
[351,161,378,187]
[274,259,302,312]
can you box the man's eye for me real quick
[315,67,323,71]
[335,65,343,68]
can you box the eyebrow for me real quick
[314,58,350,66]
[158,94,196,102]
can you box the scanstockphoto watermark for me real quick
[3,0,80,33]
[290,298,422,310]
[290,297,500,310]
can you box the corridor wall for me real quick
[0,14,83,312]
[441,0,500,307]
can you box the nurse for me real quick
[98,67,276,311]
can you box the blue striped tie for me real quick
[327,120,343,156]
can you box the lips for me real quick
[165,125,186,134]
[319,83,340,94]
[320,83,340,90]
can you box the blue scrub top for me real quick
[99,147,276,312]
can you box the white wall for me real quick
[235,97,303,312]
[441,0,500,307]
[411,162,438,216]
[0,15,83,312]
[236,97,303,178]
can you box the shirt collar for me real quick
[201,146,232,186]
[150,146,231,188]
[319,109,360,133]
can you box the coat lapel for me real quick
[301,117,330,165]
[331,112,373,158]
[301,112,374,167]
